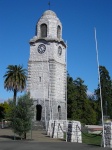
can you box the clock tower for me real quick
[27,10,67,126]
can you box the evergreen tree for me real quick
[67,75,97,124]
[71,78,88,123]
[67,74,76,119]
[0,105,4,121]
[95,66,112,120]
[7,93,34,139]
[0,102,10,121]
[88,95,99,124]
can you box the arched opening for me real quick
[58,105,61,120]
[41,24,47,38]
[57,25,61,39]
[36,104,42,121]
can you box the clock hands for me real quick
[38,44,46,54]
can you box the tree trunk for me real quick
[13,89,17,105]
[24,132,26,139]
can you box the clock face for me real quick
[38,44,46,54]
[58,46,62,56]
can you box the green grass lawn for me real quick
[64,132,102,146]
[82,132,102,146]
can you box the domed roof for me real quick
[42,10,57,17]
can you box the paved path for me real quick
[0,128,64,142]
[0,129,111,150]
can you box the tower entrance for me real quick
[36,104,42,121]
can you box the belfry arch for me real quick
[57,25,61,39]
[40,23,47,38]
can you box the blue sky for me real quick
[0,0,112,102]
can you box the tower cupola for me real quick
[36,10,62,40]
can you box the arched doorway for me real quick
[36,104,42,121]
[58,105,61,120]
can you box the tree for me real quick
[71,78,88,123]
[88,95,99,124]
[67,73,76,119]
[0,105,4,121]
[67,75,98,124]
[8,93,34,139]
[95,66,112,120]
[0,102,10,121]
[3,65,27,104]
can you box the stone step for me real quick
[32,121,45,130]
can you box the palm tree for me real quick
[3,65,27,104]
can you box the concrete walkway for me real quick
[0,128,64,142]
[0,128,111,150]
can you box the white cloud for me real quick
[87,91,94,96]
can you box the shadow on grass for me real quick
[87,143,101,147]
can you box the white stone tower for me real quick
[27,10,67,125]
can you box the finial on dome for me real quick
[48,1,51,10]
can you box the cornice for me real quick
[29,37,67,48]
